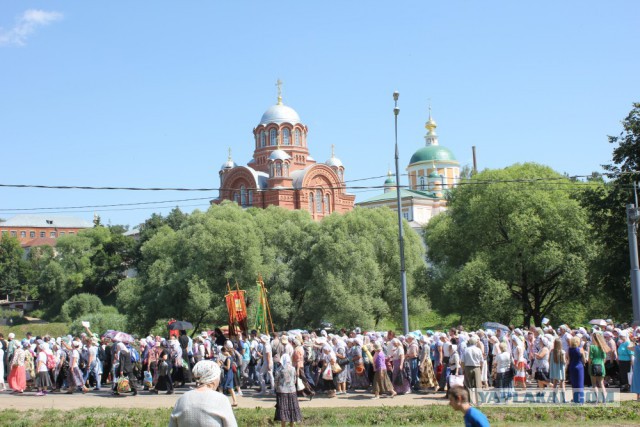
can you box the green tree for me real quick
[0,234,26,300]
[424,163,596,326]
[578,103,640,321]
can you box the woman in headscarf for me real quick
[7,341,26,393]
[24,341,36,389]
[390,338,411,395]
[0,341,6,391]
[512,335,527,390]
[274,354,303,427]
[114,342,137,396]
[372,342,396,399]
[532,335,551,393]
[152,340,174,395]
[67,341,89,394]
[333,338,349,395]
[419,336,438,391]
[292,338,314,400]
[219,342,238,407]
[169,360,237,427]
[318,344,336,398]
[349,336,369,391]
[35,343,52,395]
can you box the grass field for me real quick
[0,322,69,339]
[0,402,638,426]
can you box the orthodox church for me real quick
[212,82,355,218]
[357,109,460,231]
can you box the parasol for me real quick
[168,320,194,331]
[482,322,510,332]
[103,330,134,343]
[589,319,607,327]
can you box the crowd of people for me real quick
[1,320,639,413]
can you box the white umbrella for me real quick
[589,319,607,327]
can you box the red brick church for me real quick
[212,82,354,219]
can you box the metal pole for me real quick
[628,199,640,327]
[393,91,409,335]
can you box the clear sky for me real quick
[1,2,638,227]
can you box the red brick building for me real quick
[0,215,93,246]
[212,88,355,219]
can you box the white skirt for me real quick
[481,360,488,382]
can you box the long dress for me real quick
[8,348,26,392]
[349,345,369,390]
[419,354,438,389]
[391,348,411,394]
[568,347,584,404]
[631,345,640,395]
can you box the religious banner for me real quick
[253,275,275,335]
[225,282,248,336]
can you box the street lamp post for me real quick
[393,91,410,335]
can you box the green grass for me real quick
[0,402,638,426]
[0,322,69,339]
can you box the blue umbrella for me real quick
[482,322,510,332]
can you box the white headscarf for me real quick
[280,353,291,369]
[192,360,221,385]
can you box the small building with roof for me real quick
[0,214,93,246]
[357,108,460,231]
[212,81,355,219]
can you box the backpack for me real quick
[130,347,140,364]
[79,348,89,369]
[46,353,56,370]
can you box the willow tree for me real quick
[424,163,596,326]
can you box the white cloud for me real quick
[0,9,63,47]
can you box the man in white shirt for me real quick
[462,336,483,405]
[257,335,275,395]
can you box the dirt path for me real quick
[0,387,635,411]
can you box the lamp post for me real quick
[628,181,640,326]
[393,91,410,335]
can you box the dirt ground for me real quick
[0,386,635,411]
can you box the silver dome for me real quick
[326,156,343,168]
[259,104,301,125]
[220,159,237,170]
[269,149,290,161]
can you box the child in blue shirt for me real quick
[449,385,490,427]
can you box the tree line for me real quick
[0,103,638,332]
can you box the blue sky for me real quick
[1,2,638,227]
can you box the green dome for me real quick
[384,177,396,185]
[428,170,440,178]
[409,145,457,164]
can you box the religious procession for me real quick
[1,278,639,414]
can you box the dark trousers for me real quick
[619,360,631,389]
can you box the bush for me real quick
[68,310,128,337]
[60,293,104,322]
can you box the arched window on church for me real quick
[294,129,301,146]
[283,129,290,145]
[419,176,425,190]
[270,164,275,177]
[270,129,277,146]
[240,185,247,207]
[260,131,266,147]
[324,194,330,213]
[248,190,253,206]
[284,163,289,176]
[233,192,240,204]
[338,170,344,181]
[316,190,322,213]
[276,163,282,177]
[308,193,314,212]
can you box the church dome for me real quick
[409,145,457,164]
[259,104,301,125]
[220,159,237,170]
[269,149,290,161]
[326,156,343,168]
